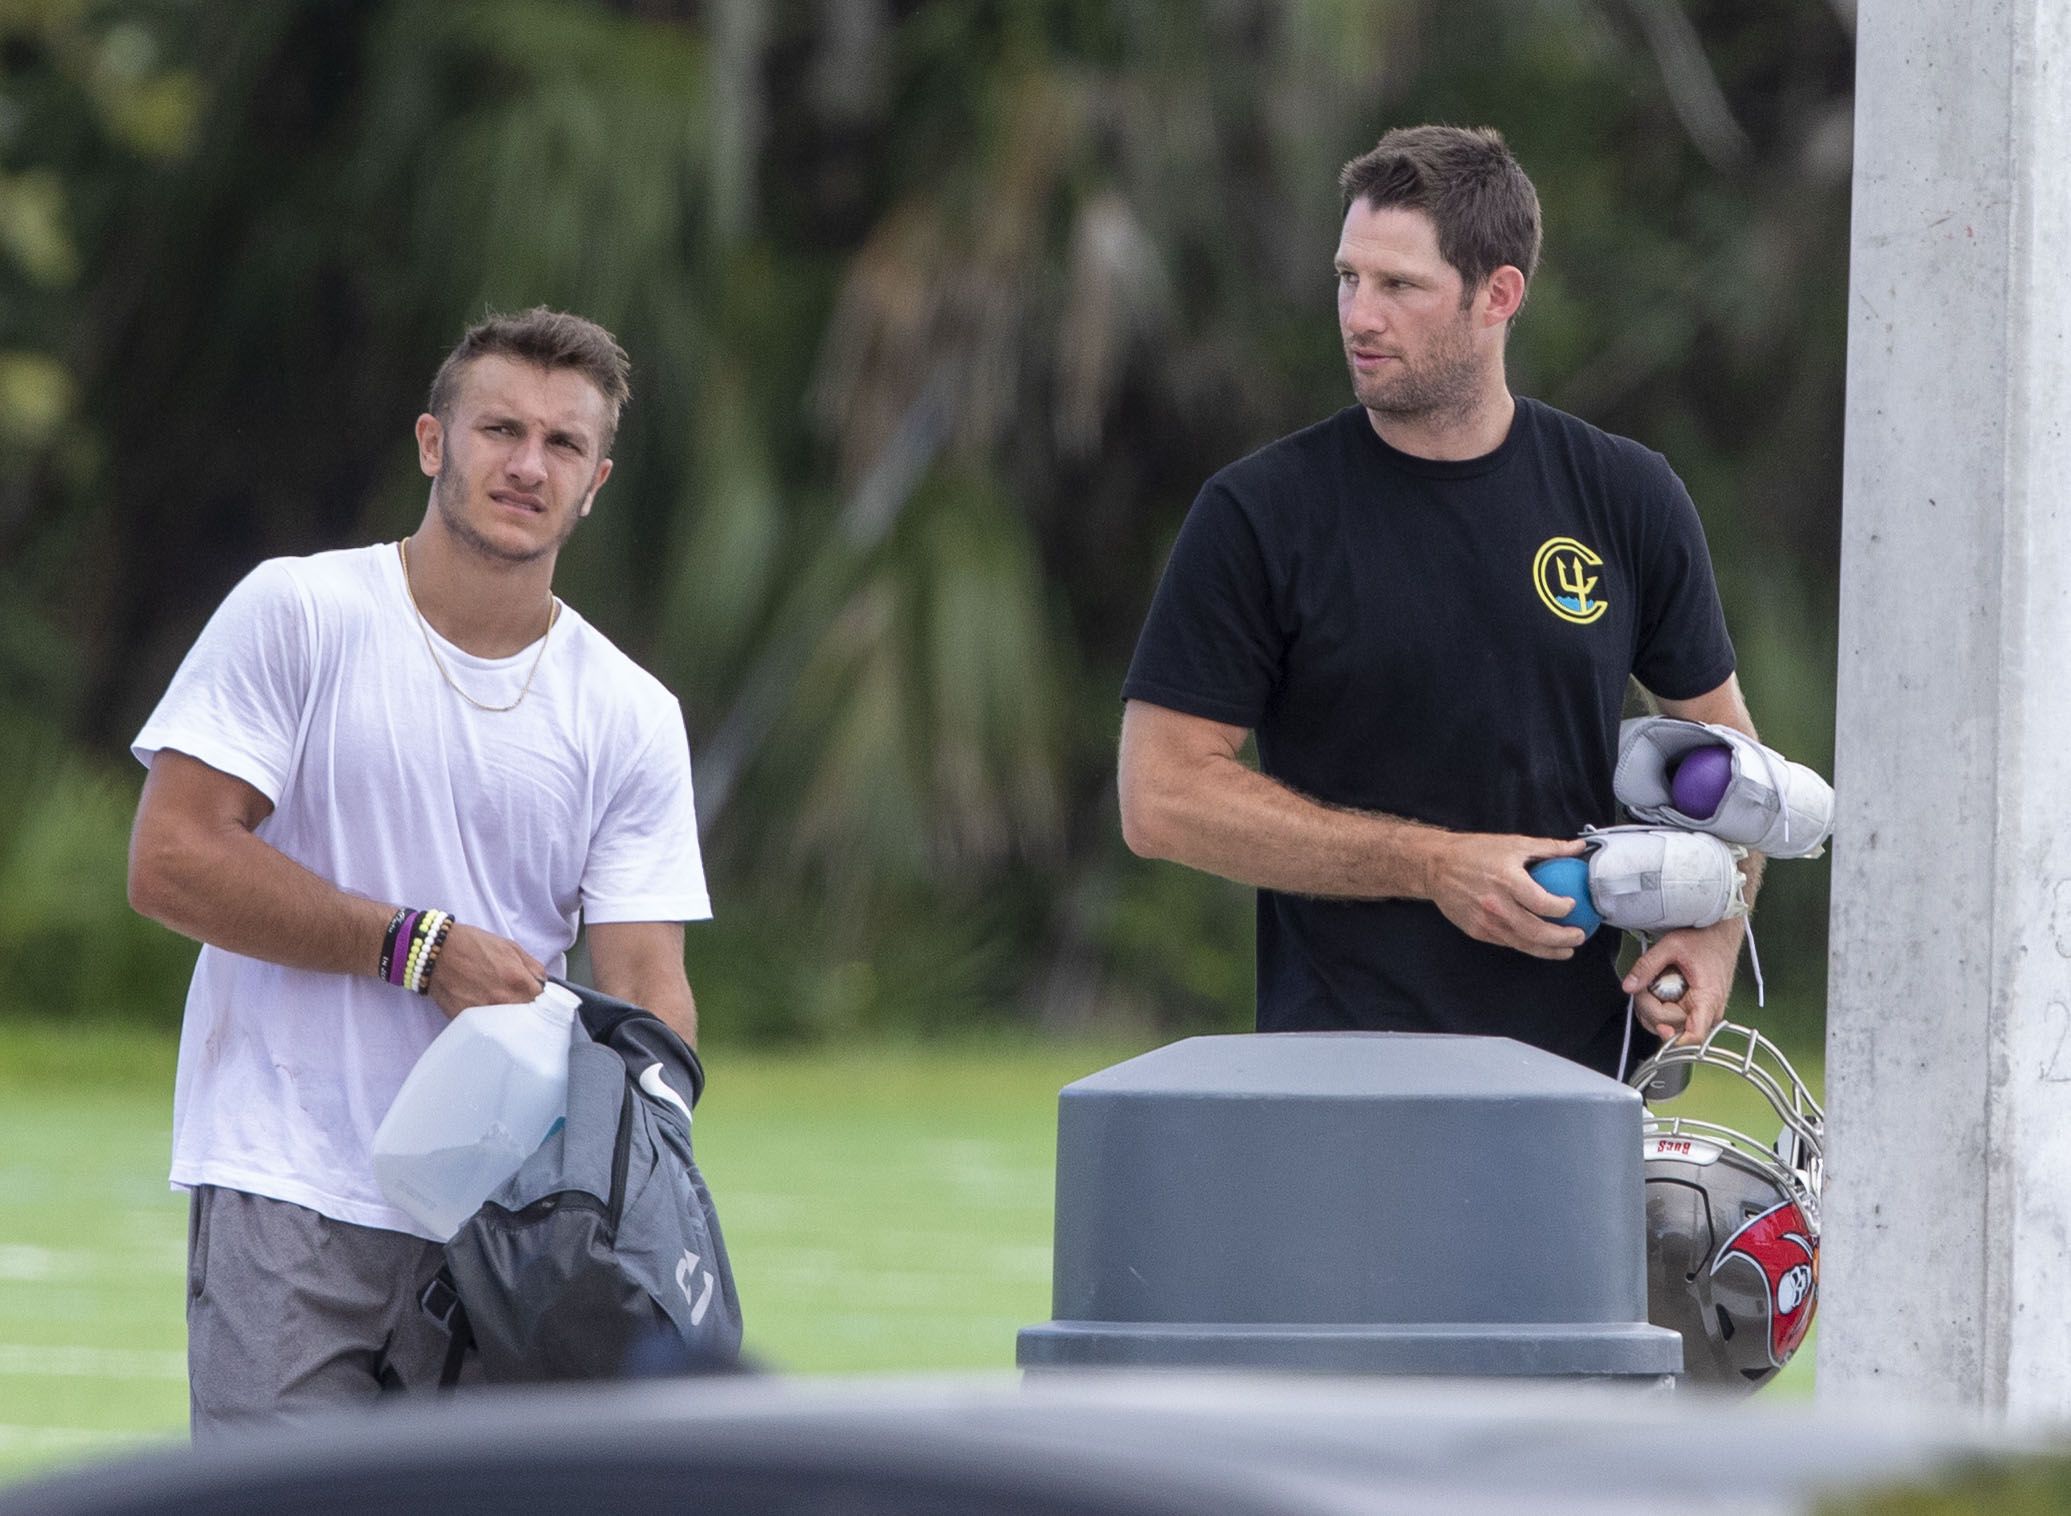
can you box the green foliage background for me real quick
[0,0,1850,1044]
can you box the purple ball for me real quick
[1670,744,1734,820]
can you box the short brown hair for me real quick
[427,306,632,446]
[1338,125,1542,301]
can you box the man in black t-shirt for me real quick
[1118,125,1761,1077]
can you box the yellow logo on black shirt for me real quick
[1533,536,1608,625]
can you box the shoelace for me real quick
[1745,916,1766,1006]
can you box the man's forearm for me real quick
[1118,701,1587,959]
[1125,748,1441,901]
[606,962,697,1048]
[641,984,697,1049]
[588,921,698,1047]
[132,753,551,1017]
[130,807,393,979]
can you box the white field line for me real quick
[0,1344,186,1381]
[0,1242,183,1282]
[0,1424,163,1452]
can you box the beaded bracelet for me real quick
[409,911,453,995]
[414,913,454,994]
[381,906,455,995]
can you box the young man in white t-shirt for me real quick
[128,308,711,1436]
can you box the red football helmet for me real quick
[1628,1022,1824,1392]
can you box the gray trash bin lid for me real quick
[1018,1033,1681,1379]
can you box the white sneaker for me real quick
[1584,826,1748,933]
[1614,717,1834,859]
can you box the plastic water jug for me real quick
[372,981,581,1240]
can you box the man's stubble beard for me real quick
[430,461,587,566]
[1348,306,1486,426]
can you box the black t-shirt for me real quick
[1122,397,1736,1074]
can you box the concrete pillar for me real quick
[1825,0,2071,1412]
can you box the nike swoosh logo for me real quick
[638,1062,692,1124]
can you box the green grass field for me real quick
[0,1021,1818,1488]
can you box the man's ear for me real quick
[1482,265,1526,326]
[415,413,444,478]
[579,456,613,518]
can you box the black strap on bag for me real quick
[420,1271,472,1390]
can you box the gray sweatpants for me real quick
[185,1185,477,1441]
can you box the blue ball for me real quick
[1527,856,1601,938]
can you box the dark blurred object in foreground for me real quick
[0,1374,2044,1516]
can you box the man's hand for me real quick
[424,922,548,1021]
[1425,833,1591,960]
[1624,917,1744,1044]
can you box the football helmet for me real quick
[1627,1022,1824,1393]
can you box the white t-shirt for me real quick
[133,543,711,1237]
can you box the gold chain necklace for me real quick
[397,539,559,713]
